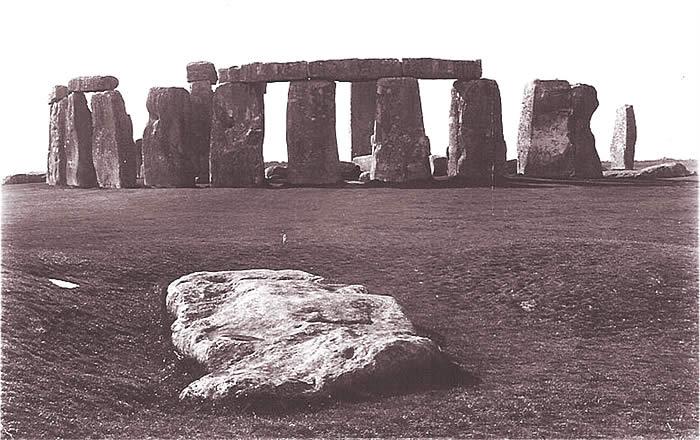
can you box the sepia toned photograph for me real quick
[1,0,697,438]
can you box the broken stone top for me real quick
[218,58,482,83]
[186,61,218,84]
[67,75,119,93]
[48,85,68,104]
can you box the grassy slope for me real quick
[1,182,697,438]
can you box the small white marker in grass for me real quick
[49,278,79,289]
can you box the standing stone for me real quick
[350,81,376,158]
[135,139,144,180]
[430,155,448,177]
[609,105,636,170]
[190,81,214,183]
[186,61,217,84]
[48,85,68,104]
[286,80,340,185]
[447,79,507,183]
[90,91,137,188]
[516,80,602,179]
[47,98,68,186]
[371,77,431,183]
[142,87,195,188]
[210,82,266,187]
[64,92,97,187]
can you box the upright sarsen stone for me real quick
[190,81,214,183]
[609,105,636,170]
[286,80,340,185]
[134,138,144,180]
[350,81,376,158]
[516,80,602,179]
[447,79,507,183]
[47,97,68,185]
[210,82,266,187]
[64,92,97,187]
[142,87,195,187]
[91,90,137,188]
[371,77,431,183]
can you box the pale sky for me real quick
[0,0,698,176]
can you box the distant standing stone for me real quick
[142,87,195,187]
[186,61,218,84]
[516,80,602,179]
[430,155,448,177]
[47,97,68,185]
[609,105,636,170]
[67,76,119,93]
[339,161,361,181]
[350,81,376,158]
[371,77,431,183]
[190,81,214,183]
[134,139,144,180]
[90,90,137,188]
[48,85,68,104]
[448,79,507,183]
[64,92,98,187]
[210,82,266,187]
[352,154,373,173]
[286,80,341,185]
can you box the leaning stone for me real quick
[239,61,309,82]
[401,58,481,80]
[47,98,68,185]
[609,105,636,170]
[350,81,376,157]
[166,269,454,402]
[430,155,448,177]
[135,139,144,180]
[48,85,68,104]
[64,92,98,187]
[67,76,119,93]
[447,79,507,183]
[286,80,341,185]
[352,154,373,173]
[339,161,361,181]
[371,77,431,183]
[90,91,137,188]
[186,61,217,84]
[190,81,214,183]
[308,59,402,81]
[142,87,195,187]
[516,80,602,179]
[210,83,266,187]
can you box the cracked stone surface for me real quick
[166,269,450,402]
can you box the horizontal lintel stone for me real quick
[308,58,402,81]
[401,58,482,80]
[67,75,119,93]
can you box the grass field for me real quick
[1,180,697,438]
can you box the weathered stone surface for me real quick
[210,83,266,187]
[609,105,636,170]
[430,155,448,177]
[505,159,517,175]
[187,61,217,84]
[352,154,373,173]
[359,171,371,182]
[48,85,68,104]
[190,81,214,183]
[516,80,603,179]
[350,81,376,157]
[220,62,309,83]
[67,76,119,93]
[142,87,195,187]
[401,58,481,80]
[64,92,98,187]
[264,165,288,179]
[286,80,341,185]
[47,98,68,185]
[309,59,402,81]
[135,139,144,180]
[604,162,694,179]
[166,269,452,401]
[218,66,242,83]
[3,173,46,185]
[339,161,361,181]
[447,79,507,183]
[90,91,137,188]
[371,78,431,183]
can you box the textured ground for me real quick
[1,180,697,438]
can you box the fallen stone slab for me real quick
[48,85,68,104]
[308,58,402,81]
[401,58,481,80]
[3,173,46,185]
[609,104,636,170]
[67,76,119,93]
[91,90,137,188]
[166,269,454,402]
[604,162,694,179]
[187,61,218,84]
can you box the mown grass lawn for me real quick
[1,180,697,438]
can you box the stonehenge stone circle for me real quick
[64,92,98,187]
[90,91,137,188]
[516,80,603,179]
[186,61,217,84]
[47,96,68,186]
[142,87,195,187]
[210,82,266,187]
[371,77,431,183]
[448,79,507,183]
[286,80,341,185]
[67,76,119,93]
[189,81,214,183]
[609,105,636,170]
[350,81,376,158]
